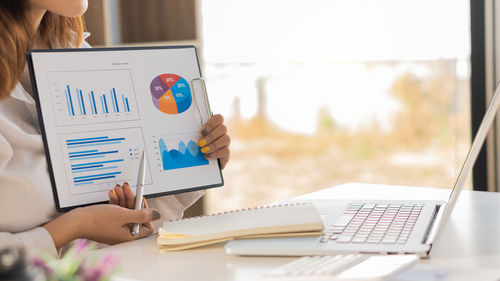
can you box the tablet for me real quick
[27,46,223,211]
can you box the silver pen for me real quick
[131,150,147,237]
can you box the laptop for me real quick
[225,84,500,258]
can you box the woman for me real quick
[0,0,230,257]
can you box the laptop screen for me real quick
[443,83,500,220]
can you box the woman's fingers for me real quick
[204,147,230,169]
[131,199,153,239]
[141,199,152,229]
[114,184,126,207]
[198,114,230,170]
[126,208,161,224]
[108,189,119,205]
[200,114,224,137]
[130,223,154,239]
[198,123,228,148]
[114,224,153,243]
[204,146,230,160]
[120,220,153,240]
[122,183,135,209]
[120,208,159,240]
[77,204,159,245]
[200,135,230,156]
[110,183,138,209]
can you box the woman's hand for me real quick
[43,187,160,249]
[108,182,153,236]
[108,182,147,210]
[197,114,231,169]
[76,204,159,245]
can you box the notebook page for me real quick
[160,203,322,236]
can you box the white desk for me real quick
[96,183,500,281]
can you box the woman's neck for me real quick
[30,5,50,49]
[30,5,46,32]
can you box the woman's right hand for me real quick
[43,202,161,249]
[77,204,160,245]
[108,182,154,237]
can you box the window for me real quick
[201,0,471,212]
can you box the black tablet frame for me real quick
[26,45,224,212]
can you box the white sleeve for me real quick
[0,122,58,258]
[147,190,205,231]
[0,228,58,258]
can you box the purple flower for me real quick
[74,239,90,256]
[31,240,120,281]
[100,255,120,272]
[80,267,105,281]
[79,254,120,281]
[31,256,53,276]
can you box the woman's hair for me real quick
[0,1,85,100]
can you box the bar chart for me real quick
[62,127,151,194]
[65,86,131,116]
[48,69,140,126]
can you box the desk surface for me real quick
[96,183,500,281]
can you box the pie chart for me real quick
[150,74,192,114]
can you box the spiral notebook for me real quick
[157,202,324,251]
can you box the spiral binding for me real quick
[170,202,309,222]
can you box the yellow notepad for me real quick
[157,202,324,251]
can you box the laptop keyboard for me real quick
[320,203,423,245]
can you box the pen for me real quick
[131,150,147,237]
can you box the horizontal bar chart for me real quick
[65,134,127,187]
[62,127,151,193]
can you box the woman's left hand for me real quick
[108,183,153,232]
[198,114,231,169]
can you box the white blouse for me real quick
[0,35,204,258]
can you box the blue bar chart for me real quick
[62,128,152,194]
[48,69,139,126]
[64,86,131,117]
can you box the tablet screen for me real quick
[28,46,223,211]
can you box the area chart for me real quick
[152,134,208,171]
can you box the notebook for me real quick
[157,202,324,251]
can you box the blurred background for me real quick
[84,0,472,214]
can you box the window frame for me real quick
[471,0,493,192]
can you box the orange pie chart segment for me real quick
[158,89,178,114]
